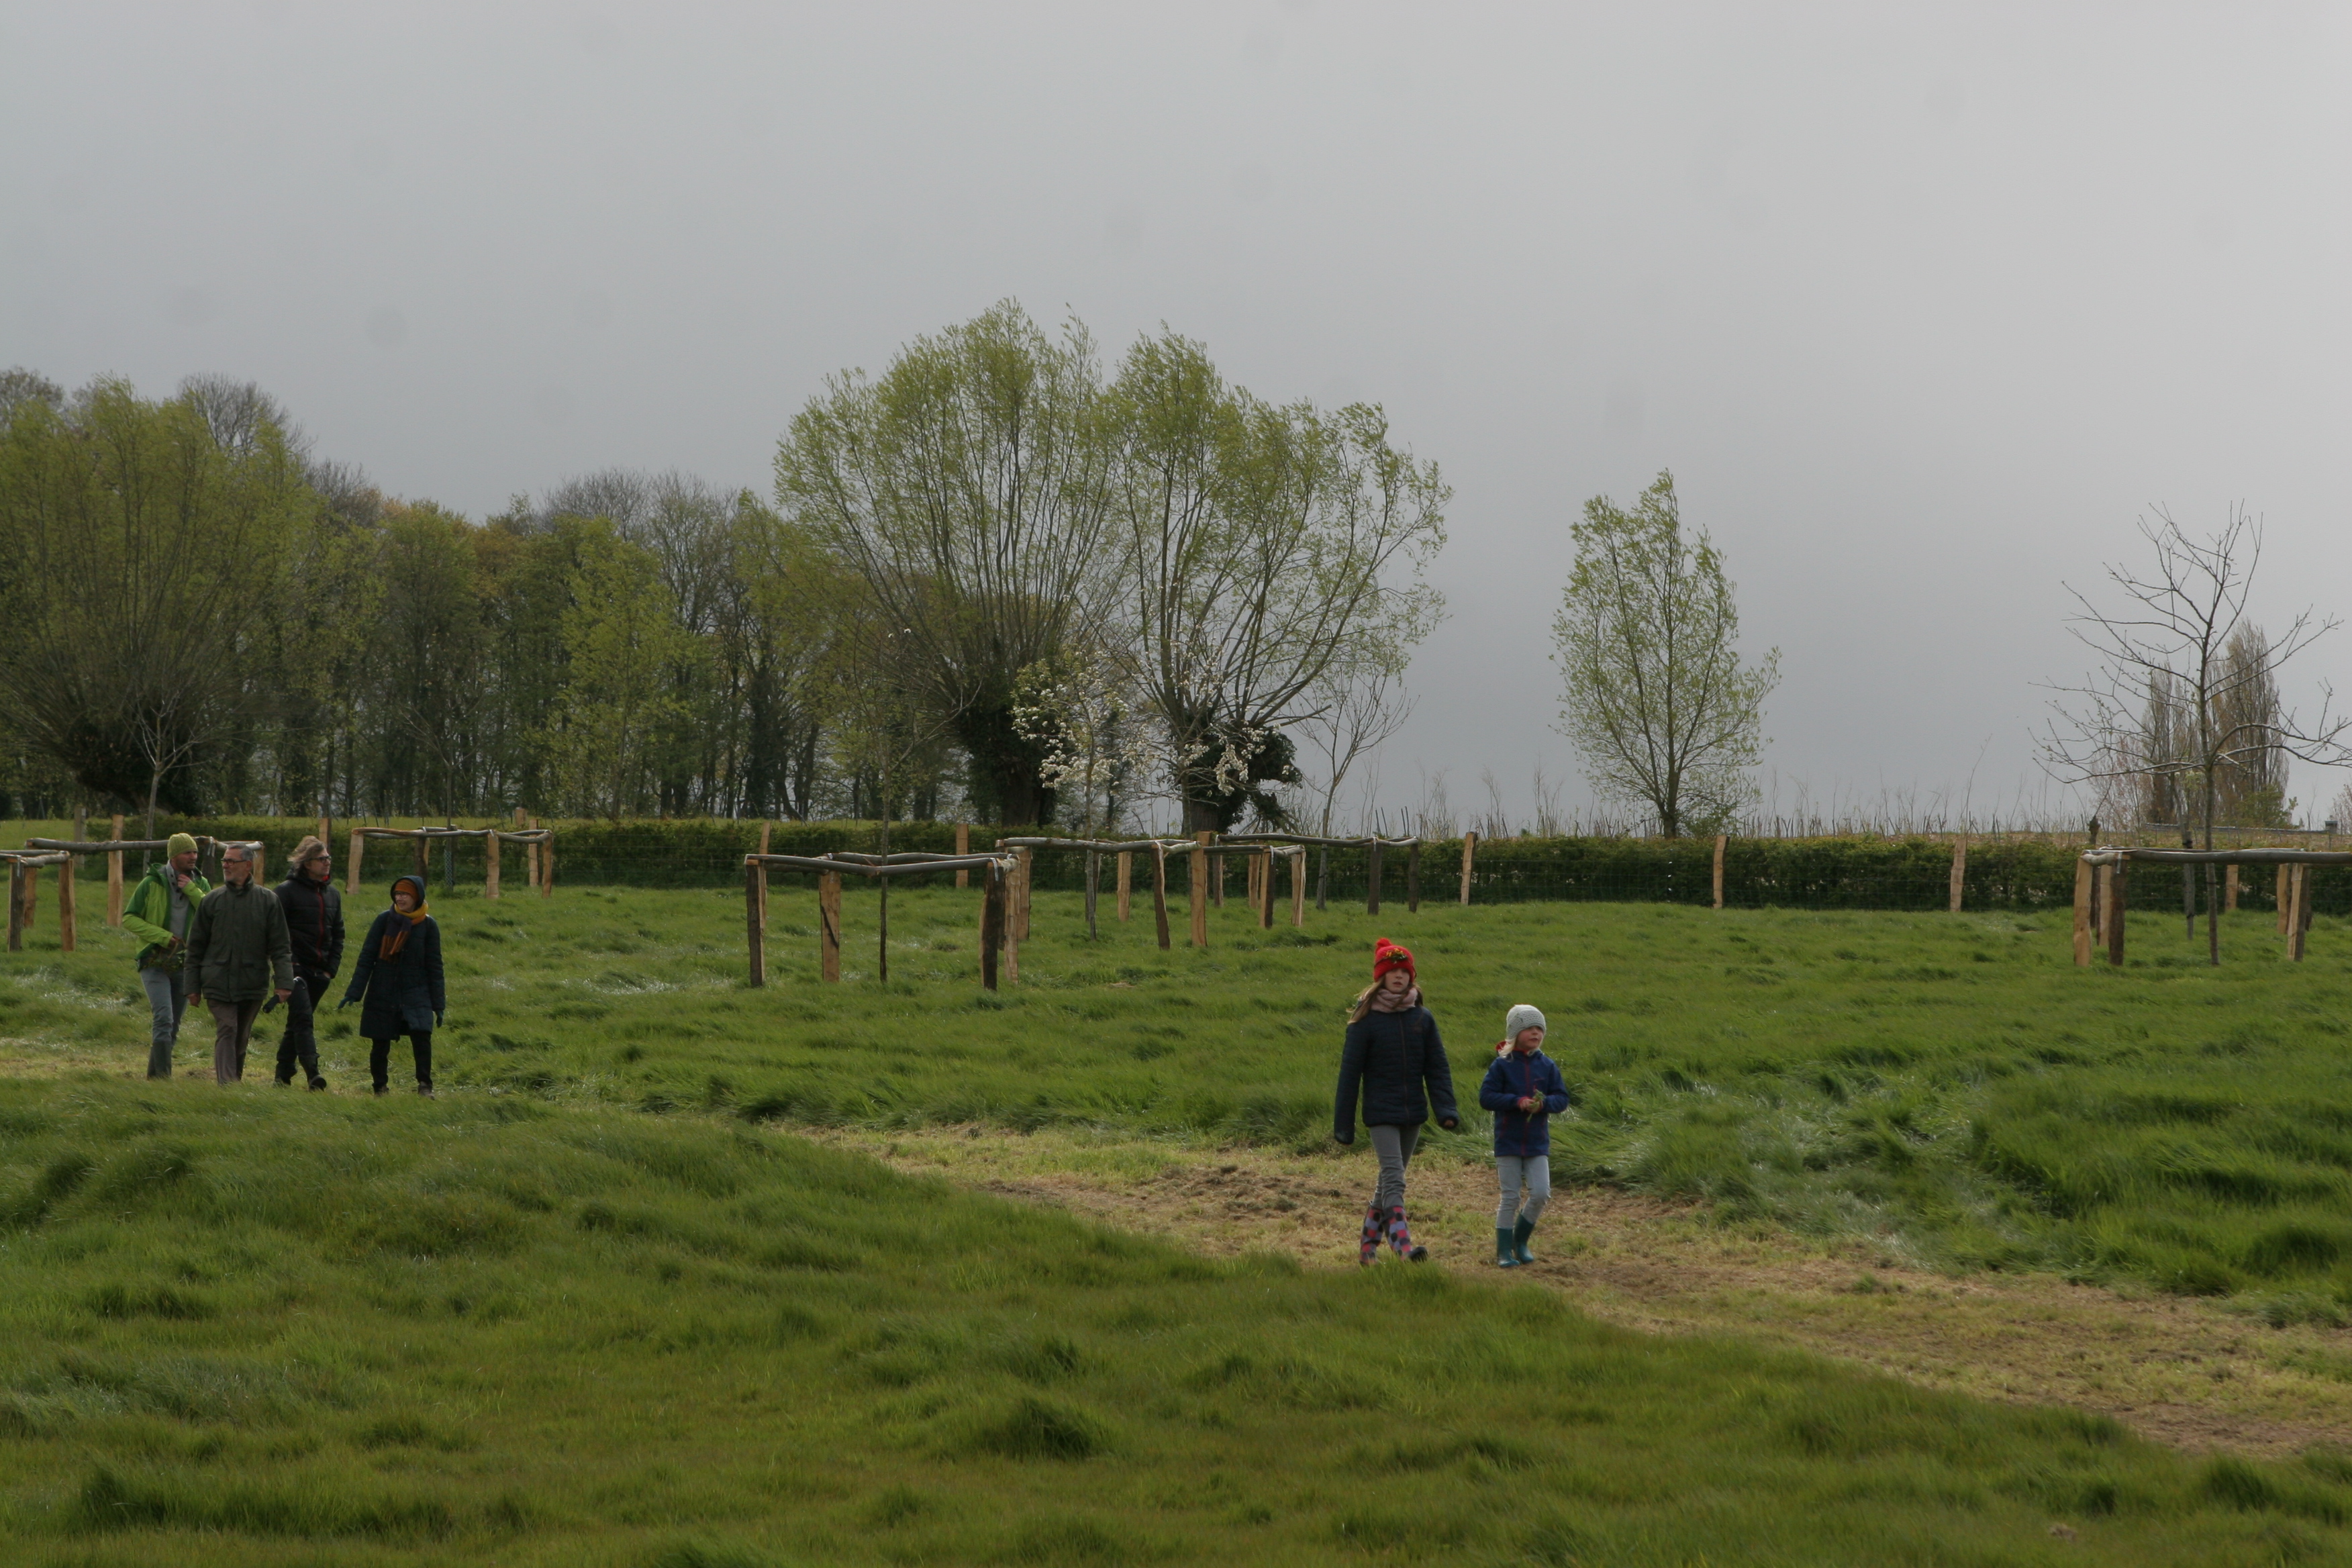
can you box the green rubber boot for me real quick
[1495,1228,1520,1267]
[1512,1216,1536,1265]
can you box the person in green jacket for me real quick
[121,832,209,1079]
[185,843,293,1084]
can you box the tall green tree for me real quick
[776,301,1116,825]
[545,524,697,819]
[1551,470,1778,838]
[0,377,309,830]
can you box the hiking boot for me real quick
[1387,1206,1426,1263]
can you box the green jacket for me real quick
[122,863,212,971]
[185,881,294,1003]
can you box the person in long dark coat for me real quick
[1332,937,1459,1264]
[339,874,444,1096]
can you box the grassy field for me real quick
[5,1077,2352,1566]
[10,880,2349,1310]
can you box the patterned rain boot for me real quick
[1359,1204,1384,1267]
[1387,1206,1427,1263]
[1496,1228,1520,1267]
[1512,1216,1536,1266]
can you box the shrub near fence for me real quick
[9,818,2343,915]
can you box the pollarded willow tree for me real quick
[775,301,1118,826]
[1552,470,1778,838]
[1104,332,1447,831]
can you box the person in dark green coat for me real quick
[185,843,293,1084]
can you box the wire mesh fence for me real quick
[10,816,2344,917]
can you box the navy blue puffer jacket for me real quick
[1333,1005,1460,1142]
[1478,1048,1571,1158]
[342,910,445,1037]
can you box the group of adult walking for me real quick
[1334,937,1571,1269]
[126,834,446,1094]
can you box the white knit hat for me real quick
[1503,1004,1547,1042]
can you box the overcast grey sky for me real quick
[6,3,2348,829]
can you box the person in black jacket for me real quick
[1332,938,1459,1264]
[1478,1004,1571,1268]
[273,836,342,1090]
[340,875,444,1096]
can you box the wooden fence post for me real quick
[1190,832,1211,948]
[1085,851,1101,940]
[1259,848,1275,929]
[1459,832,1477,905]
[745,863,765,987]
[1014,848,1033,941]
[1246,849,1261,917]
[57,854,77,954]
[539,824,553,898]
[1289,848,1306,928]
[1949,837,1967,914]
[2226,864,2239,912]
[347,830,364,896]
[2287,865,2309,963]
[756,822,771,932]
[1366,840,1383,916]
[485,830,502,900]
[1406,840,1421,913]
[1116,851,1132,922]
[979,861,1003,991]
[820,871,842,982]
[2105,863,2127,967]
[1713,835,1727,910]
[6,863,21,952]
[107,814,125,926]
[2277,865,2292,934]
[2072,861,2094,967]
[1152,843,1172,950]
[955,823,970,889]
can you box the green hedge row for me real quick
[72,819,2342,916]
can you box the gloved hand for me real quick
[435,1012,445,1028]
[336,997,353,1011]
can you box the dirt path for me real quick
[812,1125,2352,1460]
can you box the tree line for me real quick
[0,303,1448,834]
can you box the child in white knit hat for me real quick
[1476,1003,1570,1267]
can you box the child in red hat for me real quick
[1332,938,1460,1263]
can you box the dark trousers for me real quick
[369,1032,433,1091]
[275,969,328,1086]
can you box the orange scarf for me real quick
[381,879,430,959]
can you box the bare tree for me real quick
[1291,660,1413,907]
[2039,503,2351,963]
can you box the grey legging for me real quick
[1369,1123,1420,1211]
[1496,1155,1551,1226]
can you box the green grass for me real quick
[9,885,2352,1315]
[5,1077,2352,1565]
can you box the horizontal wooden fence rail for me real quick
[742,851,1019,991]
[13,837,267,954]
[343,826,554,902]
[2075,846,2343,968]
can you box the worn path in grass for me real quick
[815,1124,2352,1460]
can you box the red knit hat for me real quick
[1371,938,1415,982]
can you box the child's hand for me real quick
[1517,1095,1538,1112]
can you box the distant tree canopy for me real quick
[0,309,1447,828]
